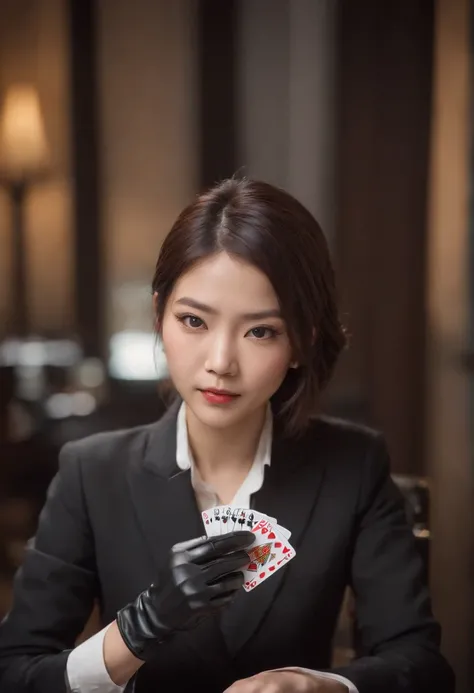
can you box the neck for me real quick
[185,405,268,479]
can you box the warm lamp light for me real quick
[0,84,50,181]
[0,84,52,337]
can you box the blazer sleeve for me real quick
[0,441,98,693]
[330,435,455,693]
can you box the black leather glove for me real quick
[116,530,255,661]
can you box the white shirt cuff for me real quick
[66,624,126,693]
[66,629,359,693]
[273,667,358,692]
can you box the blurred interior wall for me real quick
[96,0,198,345]
[0,0,73,336]
[426,0,474,689]
[237,0,337,240]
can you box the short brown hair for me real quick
[152,178,346,436]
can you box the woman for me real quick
[0,179,454,693]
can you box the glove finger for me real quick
[208,571,244,597]
[180,572,242,607]
[171,535,209,554]
[189,531,255,565]
[202,551,250,582]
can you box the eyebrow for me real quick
[175,297,282,321]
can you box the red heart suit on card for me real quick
[200,505,295,592]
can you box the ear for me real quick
[289,328,316,369]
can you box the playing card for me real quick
[233,508,290,539]
[201,509,213,536]
[202,506,223,537]
[201,507,295,591]
[229,506,242,533]
[275,524,291,540]
[202,507,293,580]
[235,508,249,530]
[242,519,295,592]
[220,506,233,534]
[202,506,259,536]
[237,508,274,532]
[203,505,291,537]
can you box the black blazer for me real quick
[0,401,454,693]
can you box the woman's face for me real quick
[160,252,294,431]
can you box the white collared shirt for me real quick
[66,403,357,693]
[175,399,273,511]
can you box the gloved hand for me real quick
[116,530,255,661]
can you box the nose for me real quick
[204,332,238,377]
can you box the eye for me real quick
[176,314,206,330]
[247,326,279,340]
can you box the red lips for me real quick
[201,390,238,405]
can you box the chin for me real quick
[194,406,244,429]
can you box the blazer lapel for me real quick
[127,403,328,664]
[126,399,232,676]
[127,399,203,570]
[219,424,328,656]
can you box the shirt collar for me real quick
[176,401,273,478]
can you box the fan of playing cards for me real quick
[201,506,296,592]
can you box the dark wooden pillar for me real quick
[335,0,434,475]
[198,0,237,189]
[68,0,104,359]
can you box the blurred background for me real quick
[0,0,472,690]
